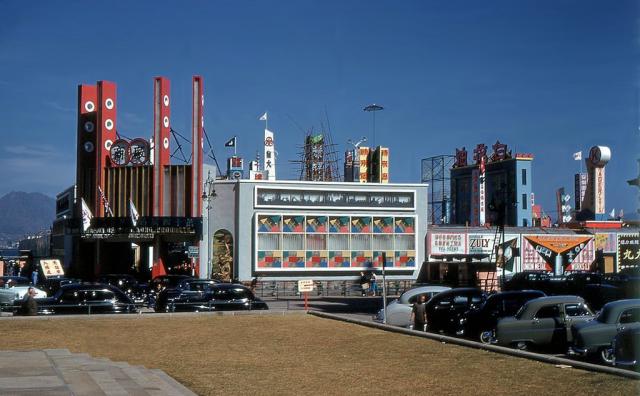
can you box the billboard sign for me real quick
[522,235,594,273]
[430,233,465,255]
[618,233,640,270]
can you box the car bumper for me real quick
[568,346,590,356]
[614,358,638,368]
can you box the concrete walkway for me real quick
[0,349,196,395]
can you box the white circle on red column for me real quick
[163,116,169,128]
[163,137,169,149]
[105,98,114,110]
[84,142,94,153]
[163,95,169,107]
[201,116,204,126]
[84,101,95,112]
[201,96,204,106]
[105,140,113,150]
[105,119,114,130]
[84,121,95,133]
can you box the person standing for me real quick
[31,268,39,286]
[359,272,369,297]
[410,294,428,331]
[20,287,38,316]
[370,272,378,296]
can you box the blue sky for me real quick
[0,0,637,219]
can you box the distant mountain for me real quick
[0,192,55,246]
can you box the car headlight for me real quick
[459,318,466,324]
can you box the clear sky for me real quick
[0,0,637,219]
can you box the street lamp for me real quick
[202,170,216,279]
[363,104,384,147]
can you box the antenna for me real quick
[347,136,367,149]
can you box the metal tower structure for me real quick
[421,155,455,224]
[291,126,341,182]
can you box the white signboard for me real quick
[40,259,65,278]
[430,233,466,255]
[298,279,314,292]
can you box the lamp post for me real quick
[202,170,216,278]
[363,104,384,147]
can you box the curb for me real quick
[0,309,306,321]
[308,311,640,380]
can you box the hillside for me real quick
[0,191,55,246]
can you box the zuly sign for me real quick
[522,235,594,273]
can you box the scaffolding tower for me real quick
[421,155,454,225]
[291,127,341,182]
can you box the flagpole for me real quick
[234,135,237,156]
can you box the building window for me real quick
[522,169,527,185]
[522,218,528,227]
[522,194,527,210]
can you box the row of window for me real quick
[257,233,415,251]
[257,214,416,234]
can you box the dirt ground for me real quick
[0,314,636,396]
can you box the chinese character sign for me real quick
[618,233,640,270]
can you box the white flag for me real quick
[81,198,93,232]
[129,198,140,227]
[573,151,582,161]
[259,112,268,121]
[609,208,615,218]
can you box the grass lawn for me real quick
[0,314,636,395]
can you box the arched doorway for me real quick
[212,229,233,281]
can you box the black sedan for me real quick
[612,326,640,370]
[425,288,486,334]
[461,290,546,343]
[155,282,268,313]
[20,283,138,315]
[97,274,148,305]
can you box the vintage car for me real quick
[424,288,486,334]
[494,295,594,350]
[460,290,546,343]
[21,283,138,315]
[612,326,640,370]
[97,274,148,305]
[570,299,640,364]
[502,271,552,293]
[0,276,47,305]
[155,282,268,312]
[374,285,451,327]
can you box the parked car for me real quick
[374,285,451,327]
[20,283,138,315]
[570,299,640,364]
[612,326,640,370]
[424,288,486,334]
[460,290,546,343]
[0,276,47,305]
[155,282,268,312]
[97,274,148,305]
[494,295,594,351]
[39,277,82,296]
[503,271,553,293]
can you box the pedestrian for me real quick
[20,287,38,316]
[410,294,428,331]
[359,272,369,297]
[31,268,39,286]
[370,272,378,296]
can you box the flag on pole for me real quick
[259,112,268,121]
[224,136,236,147]
[81,198,93,232]
[129,198,140,227]
[97,185,114,217]
[609,208,615,218]
[573,151,582,161]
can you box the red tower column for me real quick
[153,77,171,216]
[95,81,118,217]
[191,76,204,218]
[76,84,97,214]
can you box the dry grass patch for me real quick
[0,314,637,395]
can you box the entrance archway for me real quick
[212,229,233,281]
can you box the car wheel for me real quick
[514,341,528,350]
[479,330,493,345]
[599,347,614,365]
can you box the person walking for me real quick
[370,272,378,296]
[410,294,428,331]
[20,287,38,316]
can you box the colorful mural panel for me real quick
[394,251,416,267]
[329,216,350,233]
[351,250,373,268]
[306,216,328,233]
[351,217,372,233]
[282,250,305,268]
[373,217,393,233]
[394,217,415,233]
[328,251,351,267]
[306,251,328,268]
[283,215,304,233]
[257,251,282,268]
[258,215,281,232]
[372,250,394,267]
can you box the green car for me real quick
[570,299,640,364]
[494,295,594,351]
